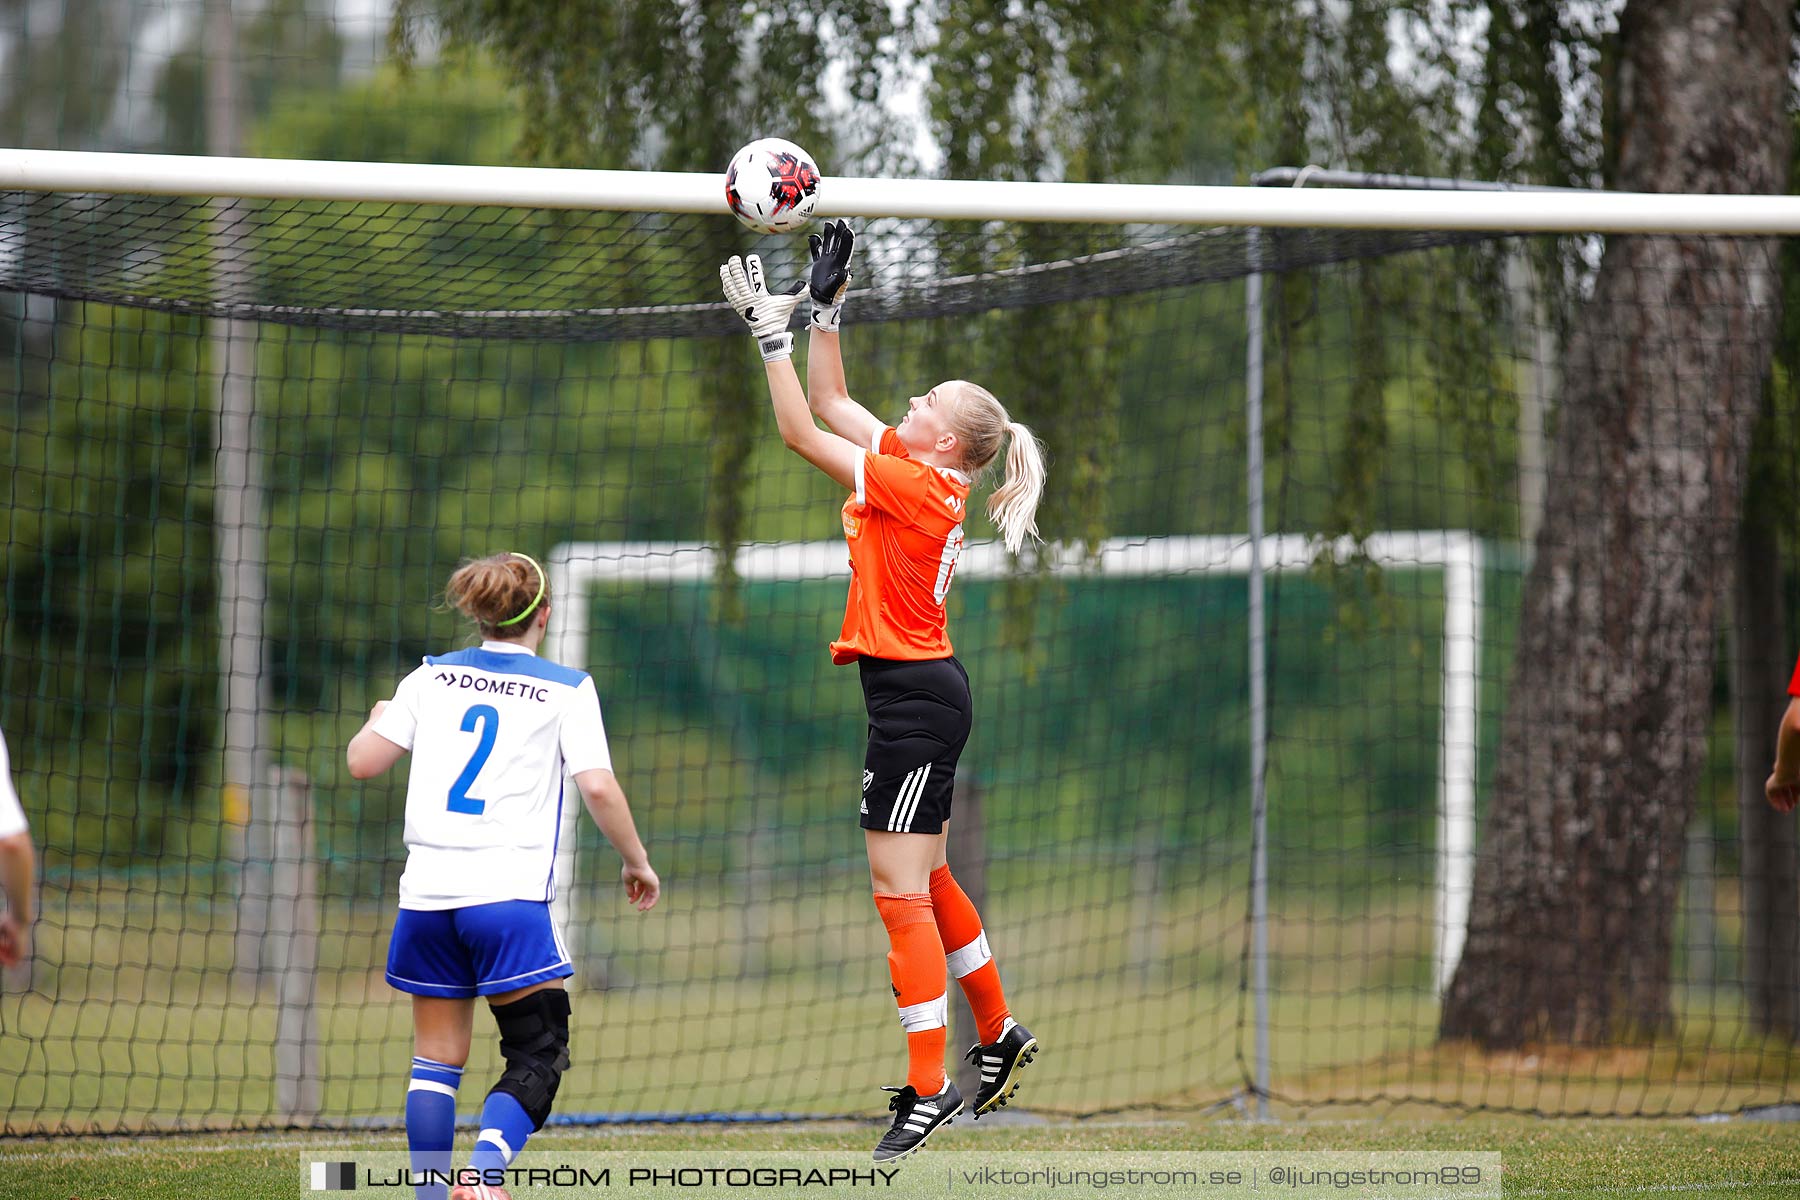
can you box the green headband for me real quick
[496,552,547,627]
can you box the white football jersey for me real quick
[0,728,26,839]
[373,641,612,910]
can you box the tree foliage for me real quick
[390,1,904,605]
[380,0,1532,591]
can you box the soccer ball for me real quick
[724,138,822,234]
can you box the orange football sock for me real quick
[873,891,948,1096]
[929,864,1013,1045]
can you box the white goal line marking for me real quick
[0,1135,393,1158]
[1514,1179,1800,1197]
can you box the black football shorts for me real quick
[857,655,972,835]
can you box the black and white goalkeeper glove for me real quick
[720,254,807,362]
[807,219,855,333]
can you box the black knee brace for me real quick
[489,988,571,1129]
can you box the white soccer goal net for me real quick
[0,147,1796,1129]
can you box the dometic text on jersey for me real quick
[432,670,551,704]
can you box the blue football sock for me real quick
[406,1057,462,1200]
[468,1090,536,1175]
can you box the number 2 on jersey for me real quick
[447,703,499,814]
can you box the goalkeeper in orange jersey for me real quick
[721,221,1046,1162]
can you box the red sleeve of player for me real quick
[1789,651,1800,697]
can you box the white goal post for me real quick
[5,147,1800,233]
[543,532,1482,997]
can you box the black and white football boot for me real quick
[872,1079,964,1163]
[966,1020,1039,1116]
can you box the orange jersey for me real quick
[830,426,972,665]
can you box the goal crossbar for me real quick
[3,147,1800,233]
[544,532,1481,997]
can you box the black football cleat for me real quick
[967,1021,1039,1116]
[872,1079,964,1162]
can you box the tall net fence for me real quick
[0,187,1796,1132]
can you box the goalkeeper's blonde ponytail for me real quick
[944,381,1046,556]
[989,420,1046,555]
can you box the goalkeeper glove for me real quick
[720,254,806,362]
[807,219,855,333]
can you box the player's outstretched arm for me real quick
[572,768,659,910]
[805,220,882,448]
[721,253,860,491]
[347,700,408,780]
[1768,696,1800,813]
[0,830,34,967]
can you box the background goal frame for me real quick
[544,532,1483,1001]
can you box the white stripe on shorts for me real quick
[891,764,931,832]
[887,766,925,832]
[903,764,931,831]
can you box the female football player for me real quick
[347,553,659,1200]
[720,221,1044,1162]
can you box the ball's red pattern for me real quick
[766,152,821,218]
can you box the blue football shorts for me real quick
[385,899,573,999]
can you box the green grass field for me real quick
[2,1113,1798,1200]
[6,872,1800,1128]
[6,871,1799,1198]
